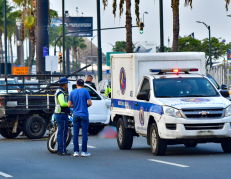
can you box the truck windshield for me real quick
[154,77,220,98]
[0,80,17,90]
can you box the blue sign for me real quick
[106,70,110,74]
[56,17,93,37]
[43,46,49,57]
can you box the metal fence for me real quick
[208,65,230,87]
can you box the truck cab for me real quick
[111,53,231,155]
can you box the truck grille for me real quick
[184,123,224,130]
[182,108,224,119]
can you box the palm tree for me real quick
[172,0,230,52]
[0,0,15,64]
[13,0,58,75]
[103,0,140,53]
[72,37,87,71]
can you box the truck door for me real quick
[134,78,151,135]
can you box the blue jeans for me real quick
[73,115,89,152]
[55,114,69,154]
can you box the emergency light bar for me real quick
[149,68,198,73]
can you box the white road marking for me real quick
[70,143,96,148]
[148,159,189,168]
[0,171,13,178]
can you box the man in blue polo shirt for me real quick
[68,79,92,157]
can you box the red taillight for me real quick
[172,69,180,73]
[0,102,1,106]
[190,68,198,71]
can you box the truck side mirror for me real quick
[100,90,105,94]
[221,84,228,90]
[220,90,230,98]
[137,92,148,101]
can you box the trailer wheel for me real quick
[150,123,167,156]
[221,139,231,153]
[0,128,21,139]
[117,118,133,150]
[23,116,46,139]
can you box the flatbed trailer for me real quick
[0,66,90,139]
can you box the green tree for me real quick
[178,36,201,52]
[111,41,126,52]
[103,0,140,53]
[0,0,15,63]
[13,0,58,75]
[72,37,87,71]
[171,0,230,52]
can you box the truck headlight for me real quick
[225,105,231,117]
[163,106,182,118]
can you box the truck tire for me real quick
[117,118,133,150]
[150,123,167,156]
[88,126,104,135]
[184,143,197,147]
[47,128,72,153]
[0,128,21,139]
[23,116,46,139]
[221,139,231,153]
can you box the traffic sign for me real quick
[106,52,126,66]
[12,67,29,75]
[228,51,231,60]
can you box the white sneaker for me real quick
[73,152,79,157]
[81,152,91,157]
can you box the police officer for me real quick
[54,78,71,156]
[85,75,96,90]
[105,80,111,98]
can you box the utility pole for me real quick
[208,26,212,68]
[96,0,102,82]
[62,0,66,74]
[159,0,164,52]
[4,0,7,76]
[37,0,49,75]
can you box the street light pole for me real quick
[62,0,65,75]
[196,21,212,68]
[143,12,148,23]
[96,0,102,82]
[4,0,7,76]
[208,26,212,68]
[91,35,97,75]
[159,0,164,52]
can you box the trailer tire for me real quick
[221,139,231,153]
[117,118,133,150]
[150,123,167,156]
[184,143,197,147]
[0,128,21,139]
[23,116,46,139]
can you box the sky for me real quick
[8,0,231,57]
[48,0,231,54]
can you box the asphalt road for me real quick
[1,134,231,179]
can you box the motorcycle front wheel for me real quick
[47,128,72,153]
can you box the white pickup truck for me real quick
[68,81,111,134]
[110,53,231,155]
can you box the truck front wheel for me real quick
[23,116,46,139]
[117,118,133,150]
[0,128,21,139]
[221,139,231,153]
[150,123,167,156]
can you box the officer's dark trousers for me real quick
[55,114,69,154]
